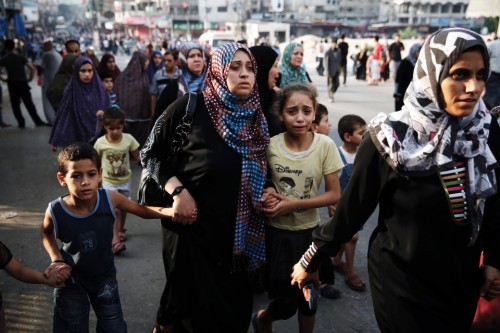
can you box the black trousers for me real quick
[7,80,43,126]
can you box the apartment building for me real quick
[391,0,468,26]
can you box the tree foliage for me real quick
[483,17,499,34]
[398,27,419,39]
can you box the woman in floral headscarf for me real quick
[141,42,269,333]
[114,51,151,146]
[291,27,500,332]
[49,56,111,150]
[279,42,310,88]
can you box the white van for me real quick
[198,31,236,54]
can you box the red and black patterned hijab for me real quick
[203,42,270,271]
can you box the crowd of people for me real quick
[1,26,500,333]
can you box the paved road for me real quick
[0,56,394,332]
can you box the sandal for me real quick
[345,274,366,292]
[332,260,347,275]
[320,284,342,299]
[118,230,127,242]
[112,241,126,255]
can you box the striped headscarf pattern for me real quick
[203,42,270,271]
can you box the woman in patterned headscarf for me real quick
[114,51,151,146]
[279,42,310,88]
[291,27,500,332]
[141,42,269,333]
[49,56,111,150]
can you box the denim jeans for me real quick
[53,273,127,333]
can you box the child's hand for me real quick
[44,263,71,287]
[44,262,70,279]
[96,110,104,119]
[261,187,278,210]
[262,192,296,217]
[328,204,336,217]
[172,189,197,225]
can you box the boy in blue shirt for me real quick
[332,114,367,292]
[41,142,188,332]
[99,71,117,105]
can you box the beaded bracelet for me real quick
[299,242,318,270]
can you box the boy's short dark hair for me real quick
[338,115,366,142]
[103,106,125,126]
[164,49,178,61]
[4,39,15,51]
[98,70,113,81]
[313,103,328,125]
[58,142,101,175]
[65,39,80,50]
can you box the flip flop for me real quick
[332,260,347,275]
[345,274,366,292]
[320,284,342,299]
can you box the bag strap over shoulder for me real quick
[185,91,197,117]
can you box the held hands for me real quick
[262,192,296,217]
[480,265,500,301]
[260,187,278,209]
[43,262,72,287]
[172,189,198,225]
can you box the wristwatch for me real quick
[171,186,185,197]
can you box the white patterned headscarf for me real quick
[369,28,498,243]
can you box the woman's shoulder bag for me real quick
[137,92,197,206]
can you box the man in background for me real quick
[325,38,341,102]
[388,34,405,82]
[0,39,48,128]
[338,35,349,86]
[40,38,62,125]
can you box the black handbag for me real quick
[137,92,197,206]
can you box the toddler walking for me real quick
[331,114,367,291]
[94,106,140,254]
